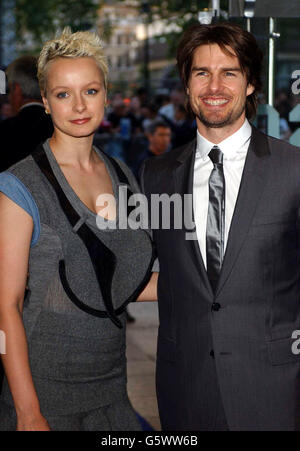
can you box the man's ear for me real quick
[246,84,255,97]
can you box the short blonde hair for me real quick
[37,27,108,95]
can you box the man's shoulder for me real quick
[252,126,300,162]
[266,132,300,153]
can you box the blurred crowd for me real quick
[93,86,197,179]
[0,55,299,180]
[274,88,300,141]
[0,77,197,180]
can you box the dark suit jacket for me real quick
[0,104,53,172]
[141,126,300,431]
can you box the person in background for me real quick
[160,103,197,149]
[0,96,13,121]
[0,56,53,172]
[145,120,172,157]
[158,87,186,122]
[140,102,161,132]
[128,120,171,179]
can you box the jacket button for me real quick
[210,350,215,358]
[211,302,221,311]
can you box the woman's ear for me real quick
[42,94,50,114]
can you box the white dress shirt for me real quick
[193,119,252,268]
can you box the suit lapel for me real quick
[173,140,214,297]
[215,126,271,297]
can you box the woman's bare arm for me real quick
[136,272,158,302]
[0,193,50,430]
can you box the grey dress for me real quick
[0,140,154,431]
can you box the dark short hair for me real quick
[145,120,171,136]
[6,55,41,101]
[176,22,263,119]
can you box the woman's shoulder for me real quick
[0,171,41,246]
[7,153,44,186]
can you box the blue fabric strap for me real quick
[0,171,41,246]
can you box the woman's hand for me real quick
[17,413,51,431]
[136,272,158,302]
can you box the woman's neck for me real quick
[49,132,96,169]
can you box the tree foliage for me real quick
[15,0,101,48]
[136,0,229,56]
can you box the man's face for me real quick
[148,126,171,155]
[187,44,254,132]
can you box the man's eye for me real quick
[57,92,68,98]
[225,72,235,77]
[197,72,207,77]
[86,88,98,95]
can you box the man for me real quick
[0,55,53,171]
[145,120,172,157]
[129,120,171,178]
[141,22,300,431]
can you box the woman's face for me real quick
[43,56,106,139]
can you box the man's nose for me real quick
[208,74,222,92]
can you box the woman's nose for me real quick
[73,94,86,113]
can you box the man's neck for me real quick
[149,144,160,156]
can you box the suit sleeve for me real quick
[139,159,160,272]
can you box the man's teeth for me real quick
[203,99,228,105]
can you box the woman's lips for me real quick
[70,118,91,125]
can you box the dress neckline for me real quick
[42,139,119,230]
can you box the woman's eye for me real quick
[86,88,98,95]
[57,92,68,98]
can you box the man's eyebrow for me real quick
[191,67,242,72]
[191,67,209,72]
[222,67,242,72]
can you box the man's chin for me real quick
[197,115,233,129]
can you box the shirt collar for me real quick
[196,119,252,160]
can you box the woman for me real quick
[0,29,157,431]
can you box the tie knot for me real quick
[208,146,223,165]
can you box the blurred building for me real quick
[97,0,177,94]
[98,1,140,92]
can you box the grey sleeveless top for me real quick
[0,140,153,415]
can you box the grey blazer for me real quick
[141,126,300,431]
